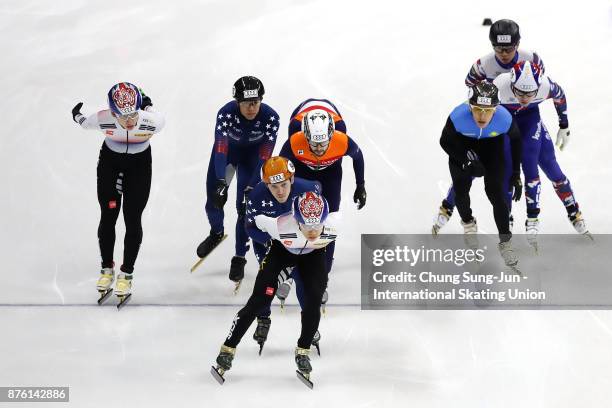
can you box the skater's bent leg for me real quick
[296,249,328,349]
[449,162,474,223]
[96,144,122,268]
[224,241,291,347]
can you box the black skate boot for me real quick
[196,230,226,258]
[253,317,271,355]
[229,256,247,294]
[295,347,313,388]
[211,345,235,385]
[311,330,321,356]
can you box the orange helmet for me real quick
[261,156,295,184]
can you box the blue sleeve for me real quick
[213,107,230,180]
[346,136,365,185]
[546,78,568,128]
[248,106,279,188]
[245,190,272,244]
[279,139,293,160]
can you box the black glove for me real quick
[72,102,83,123]
[462,150,485,177]
[510,173,523,202]
[353,184,367,210]
[212,179,229,209]
[141,95,153,110]
[462,160,485,177]
[239,186,253,218]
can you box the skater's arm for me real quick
[546,77,568,128]
[346,136,365,186]
[507,120,522,175]
[439,116,468,164]
[213,110,229,181]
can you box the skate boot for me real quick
[321,290,329,315]
[432,204,453,236]
[311,330,321,356]
[229,256,247,294]
[276,278,293,310]
[498,239,519,272]
[96,267,114,305]
[295,347,313,388]
[192,231,228,272]
[461,217,478,249]
[253,317,271,355]
[211,345,236,385]
[570,211,592,239]
[525,217,539,253]
[196,230,226,258]
[115,272,133,309]
[509,213,514,231]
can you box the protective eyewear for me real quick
[309,141,330,150]
[118,112,139,120]
[493,45,517,54]
[299,223,324,231]
[469,104,497,114]
[512,87,538,98]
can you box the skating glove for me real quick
[509,173,522,201]
[239,186,253,218]
[462,159,485,177]
[139,88,153,110]
[71,102,83,123]
[212,179,229,209]
[462,149,485,177]
[353,184,367,210]
[556,127,570,151]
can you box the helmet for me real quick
[261,156,295,184]
[292,191,329,227]
[108,82,142,116]
[468,81,500,107]
[489,19,521,46]
[302,109,335,144]
[233,76,265,102]
[511,60,542,93]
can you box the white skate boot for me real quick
[525,217,539,253]
[96,267,114,305]
[498,239,519,272]
[461,217,478,249]
[114,272,133,309]
[570,212,592,240]
[432,206,453,236]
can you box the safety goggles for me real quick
[309,140,330,150]
[469,104,497,114]
[493,45,517,54]
[299,223,324,232]
[512,87,538,98]
[118,112,139,120]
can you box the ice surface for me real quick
[1,0,612,406]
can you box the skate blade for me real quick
[233,280,242,296]
[116,293,132,310]
[97,289,113,305]
[508,264,522,276]
[584,232,594,241]
[258,342,264,356]
[431,225,440,238]
[321,305,326,316]
[211,366,225,385]
[296,370,313,389]
[191,234,228,273]
[313,343,320,356]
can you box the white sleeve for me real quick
[254,214,281,240]
[144,108,166,133]
[75,112,101,130]
[323,211,340,236]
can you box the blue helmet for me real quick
[107,82,142,116]
[292,191,329,227]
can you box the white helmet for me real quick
[302,109,335,144]
[510,60,542,93]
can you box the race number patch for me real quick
[477,96,492,106]
[497,35,511,43]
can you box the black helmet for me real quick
[489,19,521,46]
[232,76,265,102]
[468,82,500,107]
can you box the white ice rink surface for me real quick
[2,0,612,406]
